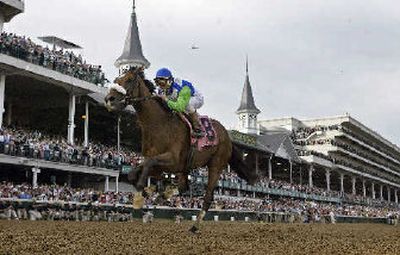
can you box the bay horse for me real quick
[104,67,257,233]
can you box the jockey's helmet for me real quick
[155,68,173,80]
[155,68,173,89]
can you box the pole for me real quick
[117,116,121,153]
[84,101,89,147]
[0,74,5,129]
[67,94,76,145]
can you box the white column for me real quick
[105,176,109,192]
[0,74,6,129]
[308,165,314,188]
[362,179,366,197]
[351,176,356,195]
[380,185,383,200]
[371,182,375,199]
[395,190,398,204]
[325,169,331,192]
[0,12,4,33]
[84,101,89,147]
[340,173,344,193]
[268,156,273,180]
[387,186,391,202]
[147,177,151,187]
[115,175,119,193]
[32,167,41,188]
[67,94,76,145]
[117,116,121,153]
[289,161,293,184]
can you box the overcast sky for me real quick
[5,0,400,143]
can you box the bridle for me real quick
[116,70,157,106]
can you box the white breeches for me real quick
[186,91,204,113]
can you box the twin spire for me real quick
[115,0,150,70]
[236,56,260,114]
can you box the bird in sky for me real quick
[191,44,200,50]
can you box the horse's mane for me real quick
[136,70,156,94]
[137,70,173,114]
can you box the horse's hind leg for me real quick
[177,173,189,195]
[190,165,223,233]
[127,165,142,185]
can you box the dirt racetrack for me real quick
[0,220,399,255]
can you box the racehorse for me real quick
[104,67,257,233]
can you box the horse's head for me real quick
[104,67,148,112]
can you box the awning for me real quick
[38,36,82,49]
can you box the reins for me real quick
[130,95,157,103]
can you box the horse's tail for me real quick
[228,144,259,185]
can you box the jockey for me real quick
[154,68,204,137]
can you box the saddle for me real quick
[179,113,219,151]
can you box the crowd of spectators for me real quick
[293,125,400,179]
[0,126,396,210]
[296,150,334,162]
[0,182,132,204]
[0,32,108,86]
[0,127,141,170]
[214,168,399,209]
[296,139,398,186]
[291,125,340,140]
[341,126,400,163]
[332,139,399,173]
[1,182,399,222]
[294,138,333,146]
[295,135,400,173]
[218,169,340,198]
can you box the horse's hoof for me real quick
[132,192,144,209]
[189,225,199,234]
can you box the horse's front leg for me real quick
[136,152,174,192]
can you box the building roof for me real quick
[115,0,150,69]
[258,132,301,163]
[38,36,82,49]
[236,58,260,114]
[229,130,273,154]
[229,130,300,163]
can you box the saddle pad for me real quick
[197,116,219,151]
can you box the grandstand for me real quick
[0,0,143,193]
[234,56,400,207]
[259,116,400,204]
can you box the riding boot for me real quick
[189,112,204,138]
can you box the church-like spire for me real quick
[236,57,260,114]
[115,0,150,70]
[246,54,249,74]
